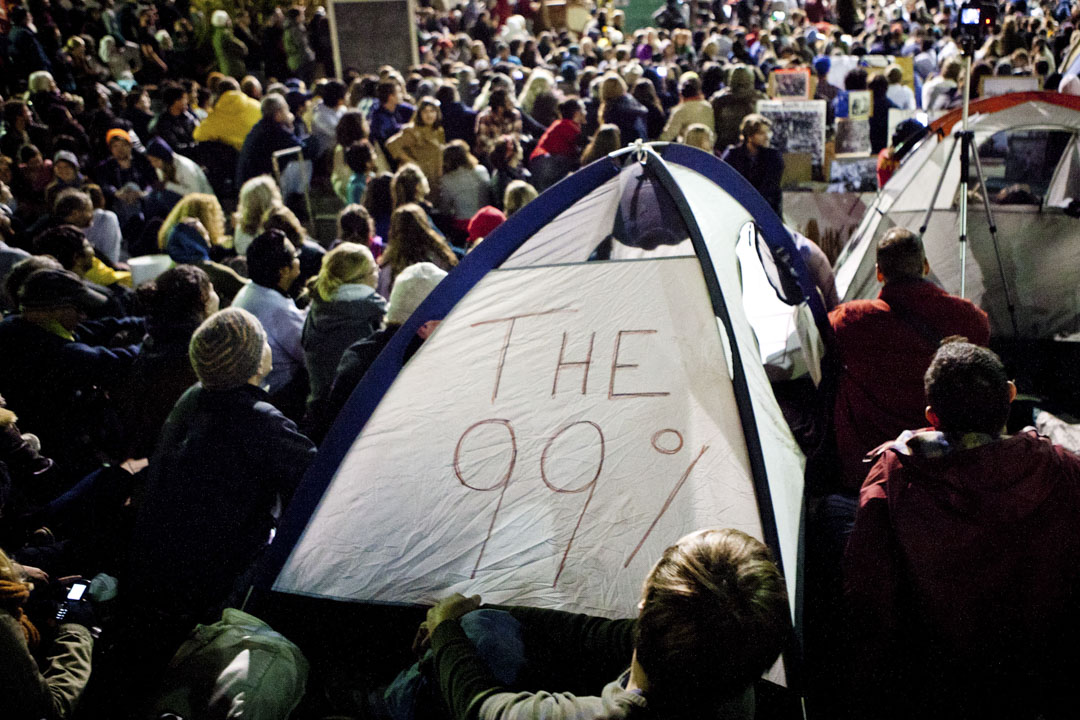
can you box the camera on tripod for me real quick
[958,1,999,40]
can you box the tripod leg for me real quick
[970,142,1021,337]
[919,133,960,236]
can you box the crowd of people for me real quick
[0,0,1079,717]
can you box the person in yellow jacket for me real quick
[193,78,262,152]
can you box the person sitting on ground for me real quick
[438,140,493,232]
[345,140,377,205]
[389,527,790,720]
[149,83,199,157]
[386,98,446,199]
[260,205,326,296]
[0,268,141,478]
[231,229,308,413]
[93,128,156,230]
[682,123,716,153]
[721,114,784,217]
[331,110,371,203]
[0,546,94,720]
[845,340,1080,718]
[159,194,247,305]
[489,135,531,212]
[192,77,262,151]
[145,136,213,197]
[32,224,133,306]
[301,243,386,425]
[44,151,86,212]
[660,73,715,142]
[318,261,446,442]
[502,179,537,217]
[236,94,311,188]
[232,174,283,256]
[310,79,348,171]
[126,307,316,639]
[114,264,218,460]
[377,204,458,298]
[580,123,621,165]
[465,205,506,251]
[53,189,123,269]
[333,203,384,258]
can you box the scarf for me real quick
[0,579,41,651]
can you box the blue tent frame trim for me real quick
[257,146,825,644]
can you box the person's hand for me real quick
[425,593,481,633]
[412,620,431,657]
[14,563,48,587]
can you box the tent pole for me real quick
[918,133,959,236]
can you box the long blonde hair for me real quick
[309,242,377,301]
[598,73,628,126]
[158,193,227,250]
[517,68,554,116]
[234,175,283,236]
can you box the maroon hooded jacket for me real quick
[844,429,1080,718]
[829,278,990,490]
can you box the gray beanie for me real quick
[386,262,447,325]
[189,308,268,390]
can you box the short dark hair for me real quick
[344,141,375,174]
[925,340,1011,434]
[635,529,789,711]
[558,97,584,119]
[53,188,92,220]
[876,227,925,281]
[376,80,398,105]
[489,88,510,111]
[679,75,702,98]
[245,229,294,287]
[320,80,347,107]
[338,204,374,241]
[162,84,187,108]
[137,264,212,326]
[32,225,89,270]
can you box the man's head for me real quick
[386,261,447,336]
[740,113,772,149]
[875,227,928,283]
[925,340,1015,435]
[246,228,299,292]
[634,528,790,709]
[18,268,108,330]
[189,307,271,390]
[261,94,293,129]
[54,188,94,228]
[33,225,95,276]
[376,80,400,109]
[321,80,347,108]
[162,84,188,115]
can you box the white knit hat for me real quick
[211,10,230,28]
[386,262,447,325]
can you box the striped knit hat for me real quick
[189,308,267,390]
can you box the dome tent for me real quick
[834,92,1080,340]
[257,144,830,680]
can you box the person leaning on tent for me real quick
[370,528,791,720]
[844,340,1080,718]
[315,262,447,444]
[720,114,784,217]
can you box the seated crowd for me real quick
[0,0,1079,718]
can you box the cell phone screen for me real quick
[67,583,88,601]
[961,8,980,24]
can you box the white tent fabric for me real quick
[266,146,828,640]
[834,93,1080,340]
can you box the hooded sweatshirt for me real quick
[711,66,765,149]
[193,90,262,151]
[844,428,1080,717]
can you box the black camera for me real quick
[958,1,999,39]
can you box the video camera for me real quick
[958,1,999,40]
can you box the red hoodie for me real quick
[844,429,1080,717]
[530,118,582,161]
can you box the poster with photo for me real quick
[757,99,827,167]
[769,67,811,99]
[827,155,879,192]
[836,117,872,155]
[848,90,871,119]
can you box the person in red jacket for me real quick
[828,227,990,494]
[844,340,1080,719]
[529,98,586,192]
